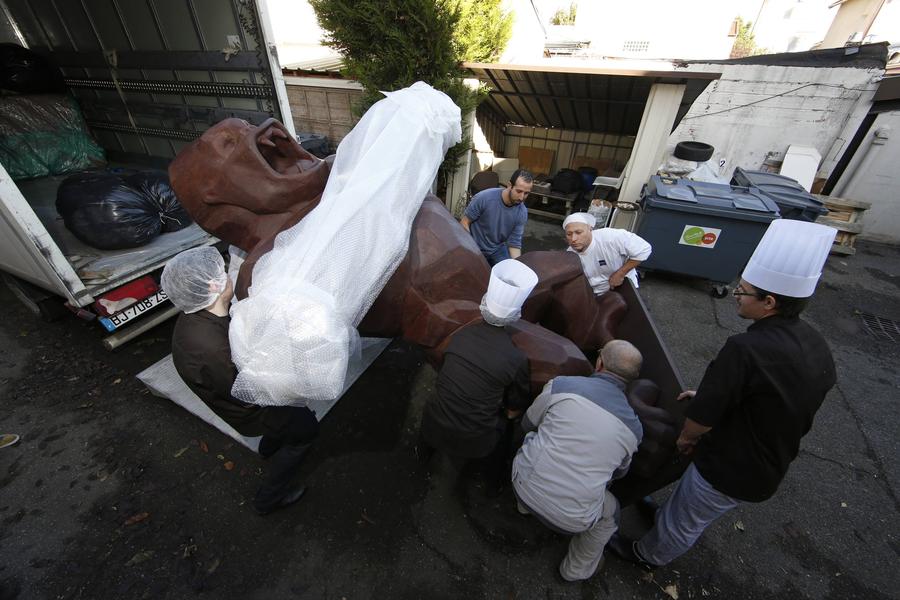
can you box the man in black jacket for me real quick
[609,220,837,568]
[162,247,319,515]
[419,259,536,487]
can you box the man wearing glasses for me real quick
[608,220,837,569]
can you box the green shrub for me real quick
[310,0,511,188]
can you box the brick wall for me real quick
[286,84,363,151]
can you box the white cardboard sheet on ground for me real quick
[136,337,392,451]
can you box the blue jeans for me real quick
[636,463,740,566]
[483,245,511,266]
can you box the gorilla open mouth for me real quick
[253,118,320,176]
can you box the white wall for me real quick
[668,62,882,183]
[750,0,837,53]
[500,0,548,63]
[573,0,746,60]
[832,110,900,244]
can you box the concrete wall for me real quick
[832,110,900,245]
[668,62,881,183]
[284,78,363,150]
[573,0,743,60]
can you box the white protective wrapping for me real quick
[229,82,461,406]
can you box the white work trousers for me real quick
[636,463,740,566]
[559,490,619,581]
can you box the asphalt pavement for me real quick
[0,215,898,599]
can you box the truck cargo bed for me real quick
[15,171,215,299]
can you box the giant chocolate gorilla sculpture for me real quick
[169,118,684,504]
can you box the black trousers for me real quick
[253,406,319,511]
[250,405,319,457]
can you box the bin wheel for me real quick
[710,284,729,299]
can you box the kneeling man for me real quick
[419,260,535,486]
[564,212,651,295]
[512,340,643,582]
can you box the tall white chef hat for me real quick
[481,259,539,326]
[742,219,837,298]
[562,212,596,230]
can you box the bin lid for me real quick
[645,176,780,221]
[729,167,826,214]
[731,167,805,191]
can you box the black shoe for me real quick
[258,435,283,459]
[254,485,307,515]
[606,533,656,570]
[635,495,660,522]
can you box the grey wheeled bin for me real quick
[636,176,781,297]
[730,167,828,222]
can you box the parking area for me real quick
[0,216,898,599]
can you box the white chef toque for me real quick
[483,259,539,323]
[742,219,837,298]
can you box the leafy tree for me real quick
[551,3,577,26]
[729,17,768,58]
[452,0,512,63]
[309,0,511,186]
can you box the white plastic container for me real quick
[780,145,821,192]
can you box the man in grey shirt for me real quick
[512,340,643,582]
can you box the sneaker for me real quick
[0,434,20,449]
[606,533,656,570]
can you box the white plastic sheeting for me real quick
[136,337,393,450]
[229,82,461,406]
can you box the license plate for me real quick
[99,290,169,332]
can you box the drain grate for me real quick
[860,312,900,342]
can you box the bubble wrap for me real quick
[229,82,462,406]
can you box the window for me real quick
[728,18,740,37]
[622,40,649,53]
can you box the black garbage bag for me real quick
[0,44,67,94]
[124,171,192,233]
[551,168,584,194]
[56,170,192,250]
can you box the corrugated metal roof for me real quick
[282,54,345,73]
[465,61,720,136]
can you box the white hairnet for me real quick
[161,246,228,313]
[563,212,596,230]
[479,294,520,327]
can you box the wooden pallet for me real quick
[814,194,871,256]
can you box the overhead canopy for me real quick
[465,62,720,136]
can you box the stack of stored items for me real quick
[0,94,106,180]
[812,194,871,256]
[0,44,105,180]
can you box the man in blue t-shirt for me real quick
[461,169,533,265]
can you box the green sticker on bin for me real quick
[681,226,705,245]
[679,225,722,249]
